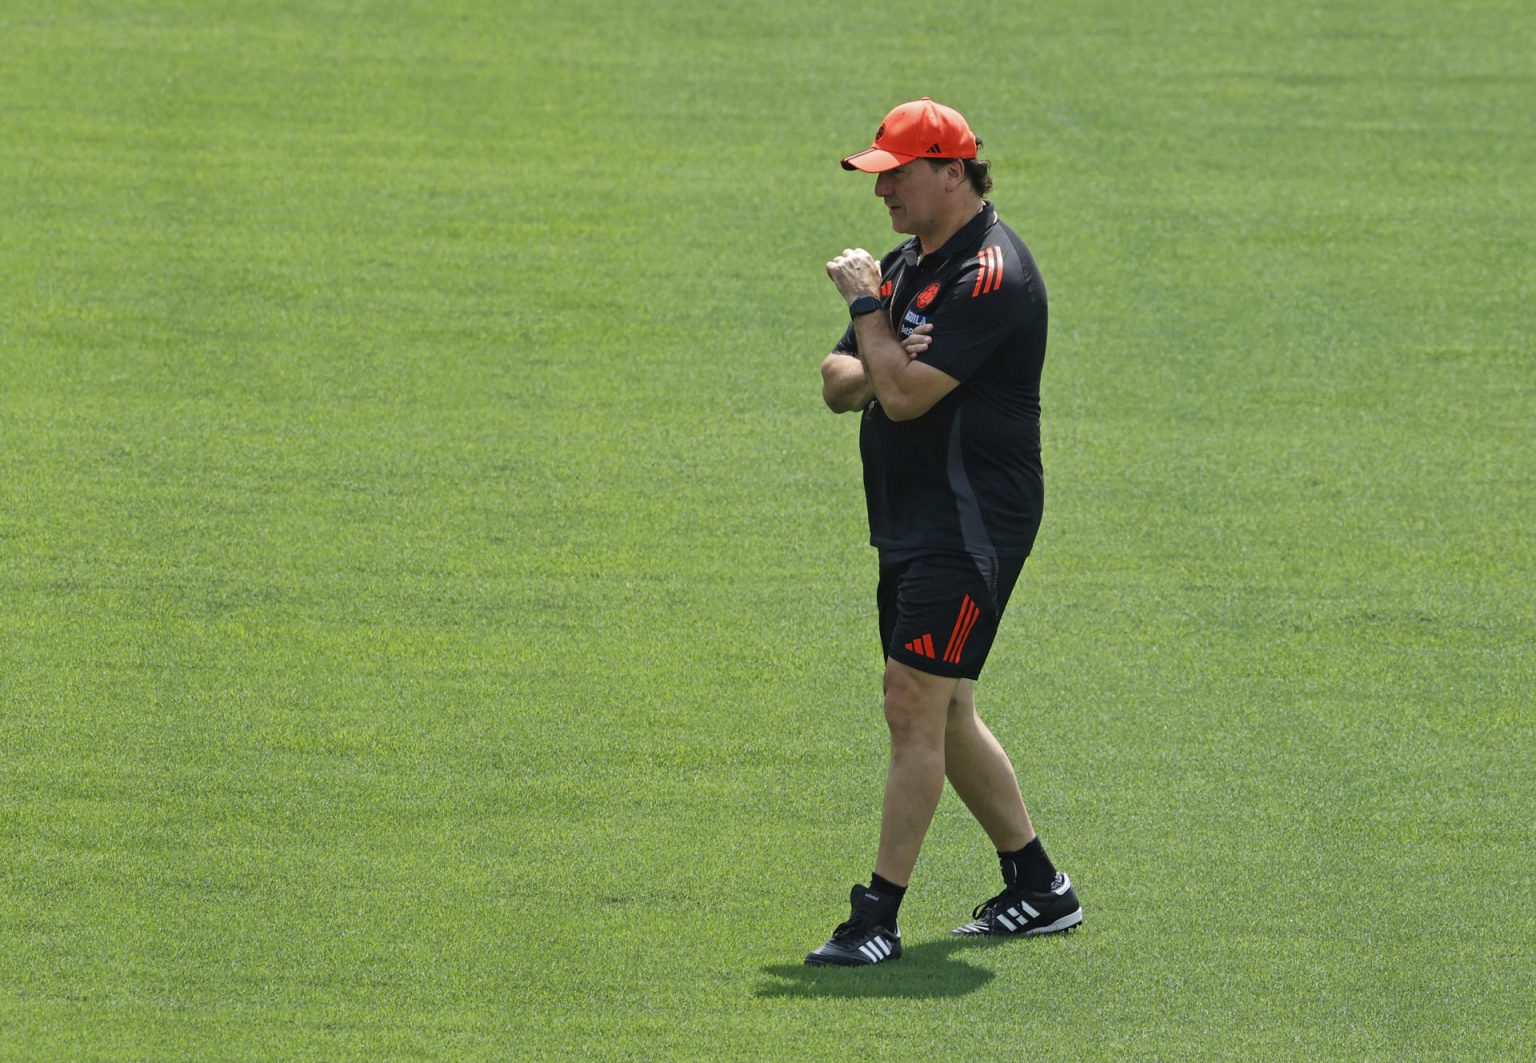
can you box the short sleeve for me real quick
[915,245,1029,383]
[833,319,858,354]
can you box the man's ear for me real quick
[945,159,966,192]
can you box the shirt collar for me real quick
[900,201,996,267]
[931,200,996,260]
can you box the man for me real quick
[805,98,1082,967]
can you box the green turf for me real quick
[2,0,1533,1058]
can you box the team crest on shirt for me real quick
[916,283,940,309]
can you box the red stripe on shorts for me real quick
[943,596,980,664]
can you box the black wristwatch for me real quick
[849,295,882,318]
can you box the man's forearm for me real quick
[852,312,935,421]
[823,246,956,420]
[821,352,874,413]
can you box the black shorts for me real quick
[878,552,1027,680]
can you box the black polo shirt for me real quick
[834,202,1047,561]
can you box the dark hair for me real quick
[926,140,992,196]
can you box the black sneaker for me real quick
[950,871,1083,937]
[804,884,903,966]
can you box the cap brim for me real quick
[840,147,916,173]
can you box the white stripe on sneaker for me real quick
[996,912,1017,931]
[859,943,878,962]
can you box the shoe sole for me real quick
[1025,908,1083,935]
[804,953,903,967]
[951,907,1083,937]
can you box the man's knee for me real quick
[882,661,955,744]
[946,679,976,719]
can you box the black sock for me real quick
[863,872,907,929]
[998,838,1056,892]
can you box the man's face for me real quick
[873,160,951,237]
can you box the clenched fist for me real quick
[826,248,881,305]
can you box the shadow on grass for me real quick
[754,937,993,1000]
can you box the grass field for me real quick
[2,0,1533,1058]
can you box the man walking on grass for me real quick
[806,98,1082,966]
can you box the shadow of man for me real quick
[754,937,994,1000]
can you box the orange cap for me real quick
[841,97,978,173]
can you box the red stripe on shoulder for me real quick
[971,246,1004,298]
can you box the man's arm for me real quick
[821,351,874,413]
[826,249,959,422]
[822,324,935,413]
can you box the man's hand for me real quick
[826,248,881,305]
[902,322,933,360]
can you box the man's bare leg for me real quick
[872,659,959,886]
[943,679,1036,852]
[941,679,1082,938]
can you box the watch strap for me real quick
[849,295,882,318]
